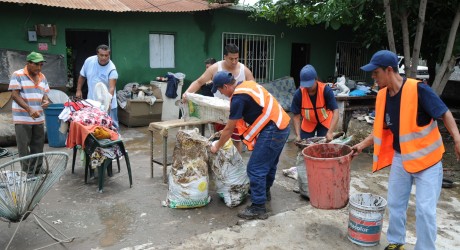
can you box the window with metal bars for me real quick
[222,32,275,82]
[335,41,368,82]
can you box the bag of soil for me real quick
[166,129,211,208]
[210,140,249,207]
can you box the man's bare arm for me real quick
[351,133,374,155]
[326,109,340,142]
[11,89,40,119]
[183,65,217,99]
[76,75,86,99]
[244,67,254,81]
[108,78,117,97]
[442,110,460,160]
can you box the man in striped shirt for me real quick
[8,51,50,172]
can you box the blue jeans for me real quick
[300,124,328,139]
[387,151,443,250]
[109,107,119,130]
[297,124,328,196]
[247,122,290,205]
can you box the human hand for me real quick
[454,140,460,161]
[181,92,188,103]
[351,143,363,156]
[28,108,40,120]
[325,131,334,142]
[295,136,301,142]
[75,89,82,99]
[41,99,50,109]
[210,141,219,154]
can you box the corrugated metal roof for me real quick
[0,0,228,12]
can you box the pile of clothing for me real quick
[116,83,158,109]
[60,98,121,169]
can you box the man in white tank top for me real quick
[183,44,254,152]
[183,44,254,98]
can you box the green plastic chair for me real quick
[71,134,132,192]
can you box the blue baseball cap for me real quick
[361,50,398,71]
[300,64,317,88]
[211,71,234,93]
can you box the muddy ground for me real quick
[0,122,458,249]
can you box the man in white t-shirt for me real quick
[183,44,254,152]
[76,44,119,129]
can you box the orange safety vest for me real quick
[300,82,333,133]
[373,79,444,173]
[233,81,291,150]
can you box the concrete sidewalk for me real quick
[0,125,458,250]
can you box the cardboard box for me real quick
[118,86,163,127]
[36,24,55,37]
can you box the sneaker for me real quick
[384,244,404,250]
[237,205,269,220]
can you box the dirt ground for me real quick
[0,123,459,250]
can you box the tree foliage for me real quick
[207,0,239,3]
[250,0,460,95]
[250,0,389,49]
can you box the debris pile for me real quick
[209,140,249,207]
[165,129,211,208]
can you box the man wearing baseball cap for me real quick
[290,64,339,200]
[8,51,50,172]
[210,71,291,220]
[352,50,460,250]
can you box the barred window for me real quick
[335,41,368,81]
[222,33,275,82]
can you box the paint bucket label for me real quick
[348,213,383,246]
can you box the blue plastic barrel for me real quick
[44,103,67,147]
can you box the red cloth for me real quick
[66,122,119,149]
[213,123,241,141]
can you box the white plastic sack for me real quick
[94,82,112,112]
[167,173,211,209]
[211,140,249,207]
[48,89,69,104]
[165,129,211,208]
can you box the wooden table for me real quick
[336,95,376,132]
[148,118,213,183]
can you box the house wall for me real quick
[0,3,351,90]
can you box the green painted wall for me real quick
[0,3,351,90]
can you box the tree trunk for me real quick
[400,13,411,76]
[409,0,427,78]
[384,0,396,52]
[431,2,460,95]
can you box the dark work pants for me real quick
[247,122,290,205]
[15,124,45,173]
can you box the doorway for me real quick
[65,30,110,97]
[290,43,310,88]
